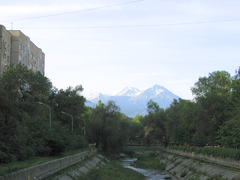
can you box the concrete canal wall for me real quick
[160,149,240,180]
[164,148,240,170]
[0,148,97,180]
[157,153,240,180]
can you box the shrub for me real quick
[169,146,240,160]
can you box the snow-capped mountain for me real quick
[111,87,142,97]
[86,92,109,105]
[85,85,180,117]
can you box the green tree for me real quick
[87,101,130,153]
[128,115,145,144]
[165,99,196,146]
[141,100,169,147]
[191,71,233,145]
[216,119,240,148]
[48,85,86,134]
[0,64,52,162]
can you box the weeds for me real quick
[135,152,166,171]
[180,169,187,178]
[188,172,201,180]
[206,174,228,180]
[188,165,197,173]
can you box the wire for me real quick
[14,18,240,29]
[1,0,144,23]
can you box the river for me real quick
[118,158,172,180]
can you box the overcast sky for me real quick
[1,0,239,100]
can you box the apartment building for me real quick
[0,24,45,74]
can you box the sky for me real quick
[0,0,239,100]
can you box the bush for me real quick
[0,142,13,163]
[169,146,240,160]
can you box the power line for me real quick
[14,18,240,29]
[1,0,144,23]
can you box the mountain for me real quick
[111,87,142,97]
[85,85,180,117]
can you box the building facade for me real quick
[0,24,45,74]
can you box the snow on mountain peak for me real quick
[111,87,141,97]
[87,92,104,100]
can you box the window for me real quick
[23,46,25,52]
[22,57,25,63]
[31,53,33,59]
[19,44,22,50]
[33,66,35,71]
[5,42,7,49]
[7,56,10,62]
[4,53,7,59]
[8,45,10,51]
[30,64,33,69]
[19,55,22,61]
[33,56,35,61]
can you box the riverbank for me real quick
[157,152,240,180]
[46,153,146,180]
[0,148,97,180]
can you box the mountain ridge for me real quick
[85,84,180,117]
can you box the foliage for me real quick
[169,146,240,160]
[191,71,234,145]
[128,115,145,144]
[165,98,196,146]
[0,65,87,164]
[140,100,169,146]
[216,119,240,148]
[87,100,131,153]
[135,151,166,170]
[48,85,86,133]
[138,68,240,149]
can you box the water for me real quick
[119,158,172,180]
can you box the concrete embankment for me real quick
[157,150,240,180]
[165,148,240,170]
[53,154,109,180]
[0,148,97,180]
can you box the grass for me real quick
[0,147,93,176]
[135,152,166,171]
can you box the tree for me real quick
[128,115,145,144]
[0,65,52,162]
[216,118,240,148]
[48,85,86,133]
[87,100,130,153]
[141,100,169,147]
[0,64,52,120]
[190,71,233,145]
